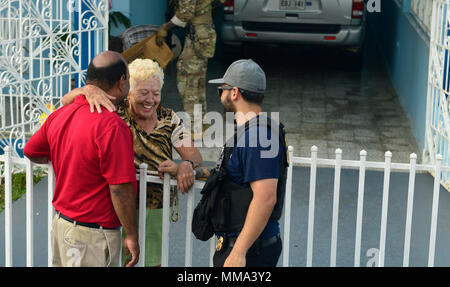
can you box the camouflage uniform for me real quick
[170,0,219,121]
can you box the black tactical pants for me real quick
[213,234,282,267]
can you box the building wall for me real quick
[367,0,430,151]
[110,0,167,36]
[130,0,167,26]
[109,0,130,36]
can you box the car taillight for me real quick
[224,0,234,14]
[352,0,364,19]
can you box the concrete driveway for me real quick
[165,26,420,164]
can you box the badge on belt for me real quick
[216,236,224,252]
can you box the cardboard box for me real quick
[122,33,173,68]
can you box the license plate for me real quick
[280,0,306,10]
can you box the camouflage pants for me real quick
[176,36,209,121]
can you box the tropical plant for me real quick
[0,168,45,213]
[109,11,131,37]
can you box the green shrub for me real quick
[0,169,44,213]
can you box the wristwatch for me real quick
[184,159,195,168]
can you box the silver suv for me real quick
[221,0,365,51]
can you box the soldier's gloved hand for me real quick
[156,25,168,47]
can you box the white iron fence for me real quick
[411,0,433,32]
[0,0,108,158]
[1,145,448,267]
[424,0,450,190]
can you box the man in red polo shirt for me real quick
[24,51,139,267]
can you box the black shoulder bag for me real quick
[191,146,233,241]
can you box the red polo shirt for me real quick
[24,96,137,228]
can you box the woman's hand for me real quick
[157,160,178,178]
[157,160,194,194]
[175,161,195,194]
[83,84,116,113]
[61,84,116,113]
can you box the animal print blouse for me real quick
[117,100,189,209]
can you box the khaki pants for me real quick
[51,214,121,267]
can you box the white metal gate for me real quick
[411,0,433,32]
[424,0,450,190]
[0,0,108,159]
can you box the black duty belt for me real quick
[216,234,280,252]
[57,212,119,230]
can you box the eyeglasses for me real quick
[217,85,233,97]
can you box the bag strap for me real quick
[220,115,287,169]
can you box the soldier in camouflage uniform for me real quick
[156,0,224,136]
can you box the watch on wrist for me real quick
[184,159,195,168]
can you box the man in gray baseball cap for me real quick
[195,59,288,267]
[208,59,267,115]
[209,59,266,94]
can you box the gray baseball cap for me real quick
[208,59,266,93]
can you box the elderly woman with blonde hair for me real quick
[62,58,202,267]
